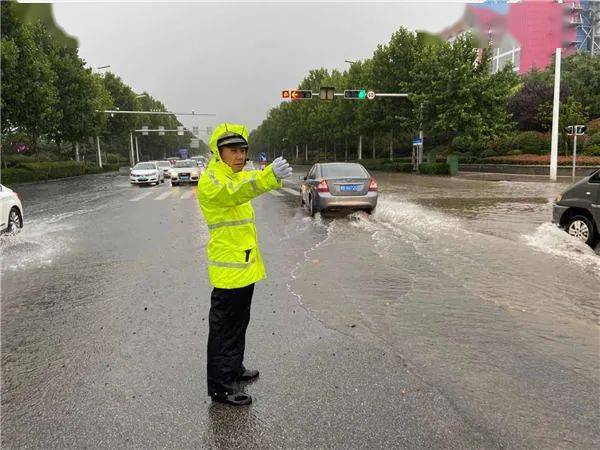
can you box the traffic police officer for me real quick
[198,123,292,406]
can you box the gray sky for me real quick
[53,1,466,133]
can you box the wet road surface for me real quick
[1,170,599,448]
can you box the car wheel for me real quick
[309,195,316,217]
[7,207,22,233]
[367,208,376,215]
[566,215,596,246]
[161,178,165,184]
[171,182,178,187]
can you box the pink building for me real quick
[440,0,578,74]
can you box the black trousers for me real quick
[207,283,254,396]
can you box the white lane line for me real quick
[129,191,154,202]
[155,190,176,201]
[269,190,284,197]
[181,190,196,199]
[282,187,301,196]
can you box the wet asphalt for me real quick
[1,170,599,448]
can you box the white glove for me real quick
[272,156,293,179]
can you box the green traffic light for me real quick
[358,90,366,99]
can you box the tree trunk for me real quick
[372,131,376,159]
[345,137,348,162]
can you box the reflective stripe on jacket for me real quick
[197,123,282,289]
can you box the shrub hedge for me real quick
[1,162,122,186]
[418,163,450,175]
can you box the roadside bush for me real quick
[418,163,450,175]
[1,168,46,185]
[17,161,86,179]
[480,149,498,158]
[486,135,514,156]
[506,149,523,156]
[1,161,122,186]
[512,131,549,155]
[583,145,600,156]
[584,132,600,149]
[587,118,600,136]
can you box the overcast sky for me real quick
[53,1,467,133]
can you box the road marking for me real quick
[282,187,300,196]
[181,190,196,199]
[155,190,176,201]
[129,191,154,202]
[269,190,284,197]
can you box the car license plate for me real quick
[180,176,189,180]
[340,184,360,192]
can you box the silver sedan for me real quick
[300,163,378,216]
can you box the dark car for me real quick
[553,168,600,247]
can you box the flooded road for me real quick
[1,171,598,447]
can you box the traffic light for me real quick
[344,89,367,100]
[319,86,335,101]
[290,90,312,100]
[282,90,290,99]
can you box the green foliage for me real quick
[418,163,450,175]
[512,131,549,155]
[1,6,195,164]
[586,118,600,136]
[1,161,122,186]
[507,149,523,156]
[252,30,518,161]
[584,133,600,149]
[583,145,600,156]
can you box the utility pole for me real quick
[305,143,308,161]
[75,142,80,162]
[135,136,140,162]
[358,135,363,160]
[372,132,376,160]
[96,136,102,168]
[550,2,563,181]
[129,132,135,166]
[345,138,348,162]
[419,102,424,164]
[296,144,299,161]
[389,130,393,161]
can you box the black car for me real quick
[553,169,600,247]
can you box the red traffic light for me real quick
[290,90,312,100]
[282,90,290,99]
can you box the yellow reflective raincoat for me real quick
[197,123,283,289]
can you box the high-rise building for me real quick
[440,0,599,74]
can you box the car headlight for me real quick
[555,194,563,204]
[170,171,178,177]
[191,171,199,177]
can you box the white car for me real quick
[130,162,165,186]
[170,160,201,186]
[0,184,23,234]
[154,160,173,179]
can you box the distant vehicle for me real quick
[553,168,600,247]
[0,184,23,234]
[300,162,378,216]
[170,159,200,186]
[154,160,173,178]
[130,162,164,186]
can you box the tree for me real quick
[50,46,112,149]
[1,22,61,153]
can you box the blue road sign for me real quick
[412,138,423,146]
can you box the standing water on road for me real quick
[284,172,599,446]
